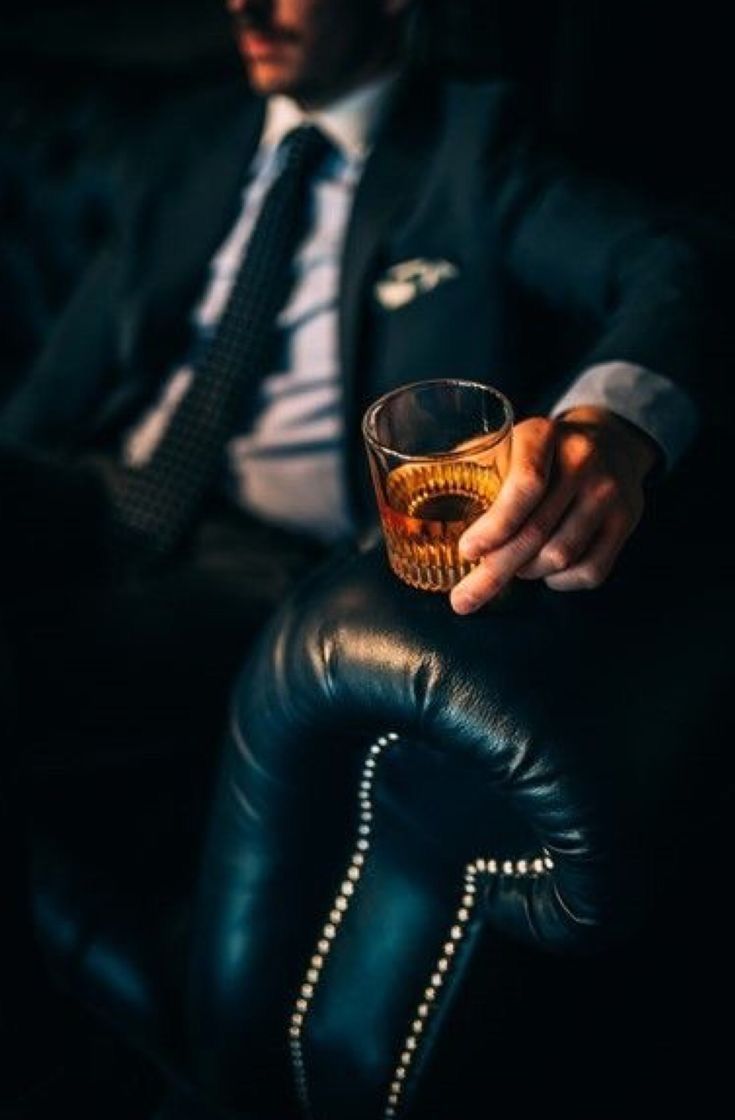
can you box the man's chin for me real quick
[243,61,301,99]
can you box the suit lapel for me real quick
[131,88,266,384]
[136,74,433,396]
[339,70,439,520]
[127,75,438,521]
[339,71,438,402]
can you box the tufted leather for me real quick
[186,540,731,1118]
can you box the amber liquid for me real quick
[379,459,503,591]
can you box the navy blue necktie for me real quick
[112,124,331,563]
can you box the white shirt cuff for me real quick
[549,361,699,470]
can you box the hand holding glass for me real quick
[362,379,513,592]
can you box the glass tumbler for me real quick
[362,379,513,592]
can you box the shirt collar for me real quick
[260,71,399,163]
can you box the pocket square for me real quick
[374,258,460,310]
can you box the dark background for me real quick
[2,0,734,405]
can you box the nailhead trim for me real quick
[289,733,399,1115]
[383,851,554,1119]
[287,733,556,1119]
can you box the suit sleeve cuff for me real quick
[549,361,699,470]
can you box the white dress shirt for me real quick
[123,75,697,541]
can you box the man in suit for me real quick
[0,0,719,1095]
[0,1,707,616]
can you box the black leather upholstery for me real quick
[25,498,732,1118]
[184,537,729,1118]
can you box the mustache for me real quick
[231,12,300,43]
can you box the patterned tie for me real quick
[111,124,331,564]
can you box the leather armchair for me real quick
[29,512,732,1118]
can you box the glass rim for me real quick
[361,378,514,463]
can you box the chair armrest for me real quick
[188,543,729,1119]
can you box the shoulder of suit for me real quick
[440,76,529,129]
[421,75,533,159]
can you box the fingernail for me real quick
[450,589,475,615]
[459,538,479,562]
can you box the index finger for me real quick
[459,417,557,561]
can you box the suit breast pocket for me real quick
[370,264,507,391]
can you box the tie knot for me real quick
[280,124,332,175]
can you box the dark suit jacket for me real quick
[0,69,716,528]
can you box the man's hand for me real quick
[450,406,660,614]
